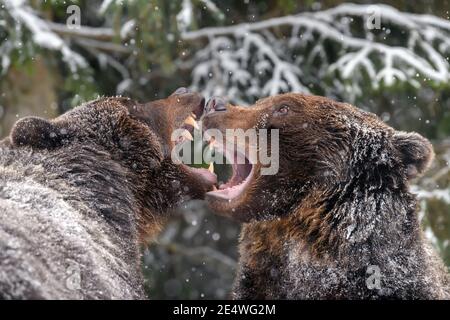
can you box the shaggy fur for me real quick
[203,93,450,299]
[0,92,213,299]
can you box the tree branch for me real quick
[46,22,115,41]
[74,38,131,54]
[184,3,450,103]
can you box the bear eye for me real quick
[274,105,289,116]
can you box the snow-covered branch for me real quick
[1,0,134,71]
[46,22,115,41]
[183,3,450,103]
[2,0,88,73]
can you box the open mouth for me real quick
[173,99,218,186]
[175,98,204,144]
[204,134,255,201]
[171,98,255,196]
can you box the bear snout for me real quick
[204,96,227,115]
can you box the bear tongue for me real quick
[187,167,217,185]
[219,162,252,190]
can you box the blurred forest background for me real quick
[0,0,449,299]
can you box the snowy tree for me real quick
[3,2,449,105]
[1,0,88,74]
[183,3,450,104]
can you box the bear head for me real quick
[202,93,434,223]
[9,88,216,239]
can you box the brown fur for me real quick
[203,93,449,299]
[0,90,213,299]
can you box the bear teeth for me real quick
[184,115,199,129]
[181,129,194,141]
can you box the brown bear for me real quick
[202,94,450,299]
[0,88,216,299]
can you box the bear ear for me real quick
[11,117,66,149]
[392,131,434,179]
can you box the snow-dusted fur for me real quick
[203,93,450,299]
[0,147,144,299]
[0,93,210,299]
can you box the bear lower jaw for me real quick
[206,162,254,201]
[204,135,255,202]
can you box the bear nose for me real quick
[173,87,190,95]
[205,96,227,114]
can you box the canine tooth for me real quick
[181,130,193,141]
[208,162,214,173]
[184,116,199,129]
[191,112,197,119]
